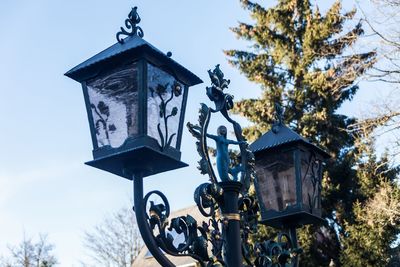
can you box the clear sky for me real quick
[0,0,390,266]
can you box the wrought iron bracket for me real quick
[131,65,302,267]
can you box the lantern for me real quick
[250,122,330,228]
[65,7,202,179]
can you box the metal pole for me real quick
[289,226,299,267]
[132,173,175,267]
[219,181,243,267]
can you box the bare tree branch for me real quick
[82,207,143,267]
[1,233,57,267]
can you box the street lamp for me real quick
[250,111,330,228]
[65,7,202,179]
[66,6,329,267]
[247,110,330,267]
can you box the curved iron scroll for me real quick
[239,195,301,267]
[142,188,226,267]
[253,230,302,267]
[135,65,301,266]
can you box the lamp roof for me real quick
[65,35,202,86]
[249,123,330,158]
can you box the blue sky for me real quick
[0,0,390,266]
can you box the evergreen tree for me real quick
[226,0,400,266]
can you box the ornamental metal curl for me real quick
[138,65,301,267]
[240,195,260,266]
[253,231,303,267]
[187,104,218,184]
[143,190,209,265]
[194,183,223,217]
[142,187,226,266]
[238,190,302,266]
[116,6,144,43]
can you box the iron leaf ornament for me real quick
[188,65,255,191]
[206,64,233,112]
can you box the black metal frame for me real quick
[176,84,189,151]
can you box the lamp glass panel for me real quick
[300,151,322,211]
[147,63,184,148]
[255,151,297,212]
[87,62,139,148]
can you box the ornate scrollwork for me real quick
[144,190,170,230]
[206,64,233,112]
[187,65,256,192]
[187,104,218,184]
[142,187,227,266]
[194,183,223,217]
[239,194,301,267]
[240,195,260,266]
[139,65,301,267]
[253,232,302,267]
[143,191,208,264]
[116,6,144,44]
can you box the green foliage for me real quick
[227,0,400,265]
[340,180,400,267]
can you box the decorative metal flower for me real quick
[173,81,182,97]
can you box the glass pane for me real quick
[301,151,322,211]
[147,63,184,149]
[87,62,138,148]
[255,151,296,212]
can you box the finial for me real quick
[274,102,283,124]
[206,64,234,112]
[116,6,144,44]
[207,64,230,90]
[272,102,284,133]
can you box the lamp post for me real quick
[66,6,329,267]
[247,105,331,267]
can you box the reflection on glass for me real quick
[87,62,138,148]
[301,151,321,212]
[255,151,296,212]
[147,63,183,148]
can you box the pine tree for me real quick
[226,0,399,266]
